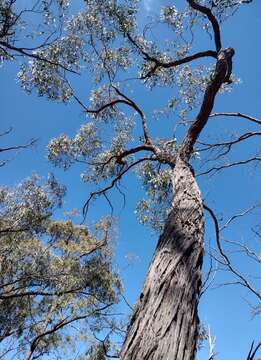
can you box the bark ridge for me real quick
[121,158,204,360]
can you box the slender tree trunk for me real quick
[121,157,204,360]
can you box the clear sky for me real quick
[1,1,261,359]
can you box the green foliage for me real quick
[12,0,238,231]
[135,161,173,232]
[47,89,135,187]
[0,0,253,357]
[0,175,120,358]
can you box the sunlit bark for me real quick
[121,158,204,360]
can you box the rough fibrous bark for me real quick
[121,46,235,360]
[121,158,204,360]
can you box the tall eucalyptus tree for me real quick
[1,0,260,359]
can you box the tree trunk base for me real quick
[121,158,204,360]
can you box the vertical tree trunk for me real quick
[121,157,204,360]
[121,45,234,359]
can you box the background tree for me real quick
[0,3,121,358]
[1,0,260,359]
[0,174,121,359]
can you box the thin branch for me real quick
[73,84,153,146]
[140,50,217,79]
[82,156,157,217]
[0,227,29,235]
[200,242,217,297]
[0,138,37,153]
[197,156,261,176]
[88,145,156,174]
[0,127,13,137]
[126,32,217,80]
[207,327,217,360]
[0,287,96,300]
[198,132,261,153]
[221,204,261,231]
[73,93,131,115]
[203,204,261,301]
[112,85,151,144]
[224,239,261,264]
[103,192,114,216]
[210,112,261,126]
[115,183,126,211]
[0,41,79,75]
[26,303,114,360]
[121,293,134,311]
[246,341,261,360]
[197,132,261,163]
[0,159,10,167]
[92,332,120,359]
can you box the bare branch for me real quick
[72,86,152,146]
[83,156,157,217]
[200,243,217,297]
[0,159,10,167]
[86,145,156,174]
[72,93,131,115]
[0,127,13,137]
[198,132,261,152]
[210,112,261,126]
[92,332,120,359]
[140,50,217,79]
[197,156,261,176]
[197,132,261,161]
[224,239,261,264]
[246,341,261,360]
[0,288,89,300]
[0,138,37,153]
[121,293,134,312]
[0,227,29,235]
[221,204,261,231]
[207,327,217,360]
[203,204,261,301]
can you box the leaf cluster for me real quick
[0,175,121,358]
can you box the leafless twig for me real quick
[210,112,261,126]
[203,204,261,301]
[197,156,261,176]
[246,341,261,360]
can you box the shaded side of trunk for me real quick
[121,158,204,360]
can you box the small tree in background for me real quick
[0,173,120,359]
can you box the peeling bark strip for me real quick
[121,158,204,360]
[121,46,235,360]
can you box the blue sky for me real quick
[1,0,261,359]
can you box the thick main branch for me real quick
[187,0,222,52]
[180,47,235,161]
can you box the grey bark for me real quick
[121,46,235,360]
[121,158,204,360]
